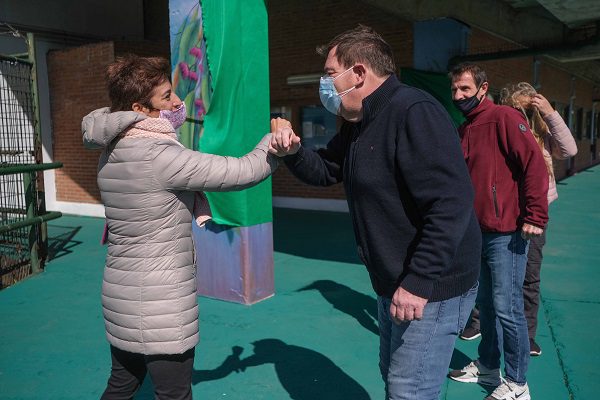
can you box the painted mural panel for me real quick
[168,0,212,150]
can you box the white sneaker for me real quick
[448,360,502,387]
[485,379,530,400]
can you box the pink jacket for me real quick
[543,111,578,204]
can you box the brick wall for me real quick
[48,42,114,204]
[48,41,169,204]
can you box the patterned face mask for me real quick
[159,103,187,130]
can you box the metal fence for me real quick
[0,41,62,289]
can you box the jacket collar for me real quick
[464,96,493,121]
[361,74,401,126]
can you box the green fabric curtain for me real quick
[400,68,465,127]
[201,0,272,226]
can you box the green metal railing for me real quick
[1,31,63,288]
[0,163,63,281]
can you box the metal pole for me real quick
[592,102,597,162]
[23,172,40,274]
[567,77,576,174]
[533,58,541,90]
[26,32,48,270]
[591,102,596,144]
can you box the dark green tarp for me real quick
[400,68,465,127]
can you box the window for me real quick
[575,108,583,140]
[586,110,593,140]
[562,105,571,126]
[300,106,338,150]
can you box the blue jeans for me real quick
[478,232,530,384]
[378,284,477,400]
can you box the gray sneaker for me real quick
[448,360,502,387]
[485,379,530,400]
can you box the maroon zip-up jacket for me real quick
[459,97,548,232]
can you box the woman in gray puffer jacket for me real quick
[82,55,279,400]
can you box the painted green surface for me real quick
[0,166,598,399]
[200,0,273,226]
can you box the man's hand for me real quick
[390,286,428,324]
[269,117,301,156]
[521,223,543,240]
[271,117,291,131]
[530,94,554,118]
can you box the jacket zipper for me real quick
[347,126,364,262]
[492,185,499,218]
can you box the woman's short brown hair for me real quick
[106,54,171,112]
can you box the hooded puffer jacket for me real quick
[82,107,277,355]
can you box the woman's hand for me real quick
[531,94,554,118]
[269,118,301,156]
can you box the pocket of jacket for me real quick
[492,185,500,218]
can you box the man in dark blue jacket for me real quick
[270,25,481,400]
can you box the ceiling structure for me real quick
[504,0,600,28]
[363,0,600,86]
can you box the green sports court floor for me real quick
[1,166,598,399]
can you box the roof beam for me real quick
[362,0,565,45]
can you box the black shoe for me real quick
[530,339,542,356]
[460,327,481,341]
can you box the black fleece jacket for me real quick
[284,75,480,301]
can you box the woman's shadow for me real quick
[193,339,371,400]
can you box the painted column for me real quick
[168,0,274,304]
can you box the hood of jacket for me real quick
[82,107,148,149]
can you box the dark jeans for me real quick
[468,228,547,340]
[101,345,195,400]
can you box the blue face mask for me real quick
[319,67,356,115]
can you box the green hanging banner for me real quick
[200,0,272,226]
[400,68,465,127]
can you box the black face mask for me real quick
[453,85,484,115]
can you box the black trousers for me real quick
[469,227,547,340]
[100,345,195,400]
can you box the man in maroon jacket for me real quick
[447,63,548,400]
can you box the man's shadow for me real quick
[231,338,371,400]
[298,280,379,335]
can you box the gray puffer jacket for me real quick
[82,107,277,355]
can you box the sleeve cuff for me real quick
[399,273,434,300]
[283,146,305,167]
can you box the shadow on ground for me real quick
[298,279,378,335]
[272,208,360,264]
[135,340,372,400]
[46,224,82,261]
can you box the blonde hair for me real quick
[499,82,553,178]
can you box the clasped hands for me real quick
[269,117,301,156]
